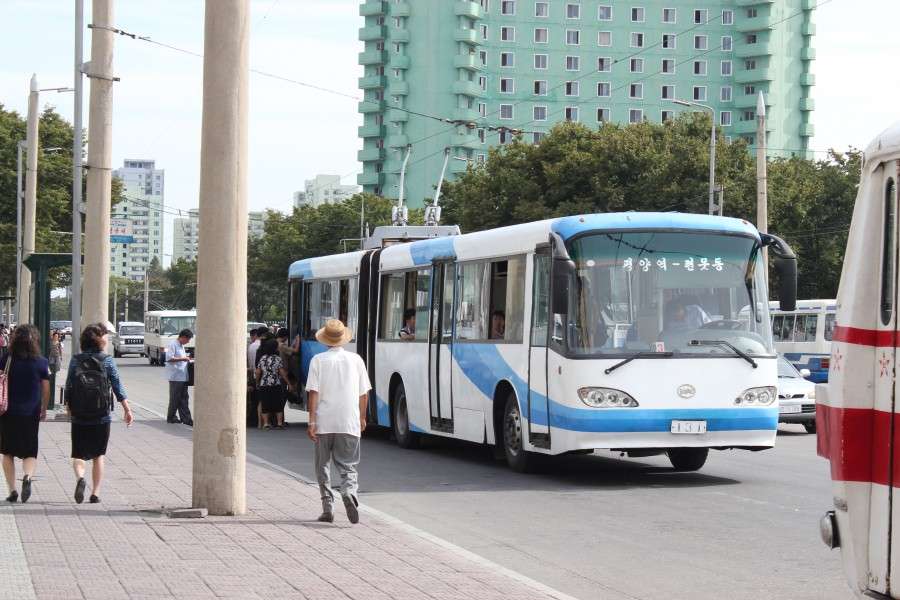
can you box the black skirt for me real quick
[258,385,285,414]
[71,422,111,460]
[0,414,40,459]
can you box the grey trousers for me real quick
[167,381,192,424]
[314,433,360,510]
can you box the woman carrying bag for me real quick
[0,324,50,503]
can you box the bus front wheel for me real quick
[503,394,532,473]
[392,384,420,449]
[667,448,709,472]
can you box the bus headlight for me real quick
[734,386,776,406]
[578,388,639,408]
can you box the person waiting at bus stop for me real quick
[165,329,193,426]
[306,319,371,524]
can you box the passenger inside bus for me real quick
[399,309,416,340]
[490,311,505,340]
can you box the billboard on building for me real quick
[110,218,135,244]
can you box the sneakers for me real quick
[20,475,32,503]
[74,477,86,504]
[342,494,360,524]
[317,510,334,523]
[89,495,100,504]
[5,490,17,503]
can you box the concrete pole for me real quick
[15,141,24,324]
[123,283,128,321]
[756,92,767,236]
[192,0,249,516]
[19,76,39,325]
[143,270,149,313]
[112,281,117,325]
[708,113,717,216]
[82,0,115,325]
[72,0,85,351]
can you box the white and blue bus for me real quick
[287,213,797,472]
[769,299,836,383]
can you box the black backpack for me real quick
[66,353,113,420]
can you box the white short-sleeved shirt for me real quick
[165,340,189,382]
[247,340,260,370]
[306,346,371,437]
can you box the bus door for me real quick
[428,262,455,432]
[528,249,551,448]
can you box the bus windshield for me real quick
[160,316,196,336]
[566,231,774,358]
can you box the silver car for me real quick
[113,322,145,358]
[777,355,817,433]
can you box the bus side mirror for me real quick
[761,233,797,312]
[552,258,575,315]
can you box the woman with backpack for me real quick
[65,323,133,504]
[0,324,50,503]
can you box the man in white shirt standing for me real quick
[165,329,194,426]
[306,319,370,524]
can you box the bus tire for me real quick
[503,394,532,473]
[391,383,420,449]
[667,448,709,472]
[804,422,817,434]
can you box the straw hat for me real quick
[316,319,352,347]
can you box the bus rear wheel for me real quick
[503,394,532,473]
[392,384,419,449]
[667,448,709,472]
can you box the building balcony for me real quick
[358,124,386,138]
[800,0,817,8]
[735,0,773,4]
[800,97,815,111]
[359,0,386,17]
[389,54,410,69]
[800,72,816,86]
[452,80,485,98]
[358,49,386,65]
[358,74,386,89]
[454,1,484,20]
[358,99,384,114]
[449,159,471,174]
[800,123,815,137]
[390,28,410,42]
[801,47,816,60]
[357,148,384,162]
[735,42,772,58]
[802,22,816,35]
[357,172,383,187]
[387,108,408,122]
[390,1,411,17]
[736,14,774,32]
[454,108,483,123]
[386,134,409,148]
[733,119,760,135]
[451,133,482,150]
[358,25,386,41]
[735,68,774,83]
[453,28,479,45]
[735,91,776,107]
[390,81,409,95]
[453,54,482,71]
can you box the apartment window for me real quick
[480,0,489,11]
[747,34,758,44]
[631,32,645,48]
[694,9,707,23]
[598,57,612,72]
[533,105,548,121]
[597,107,610,122]
[662,34,676,49]
[598,31,612,46]
[501,52,515,67]
[747,8,758,18]
[661,84,674,99]
[534,80,548,95]
[393,68,402,78]
[629,109,643,123]
[693,86,707,101]
[566,56,580,71]
[629,83,643,99]
[631,7,645,22]
[721,85,732,102]
[663,8,676,23]
[565,81,580,96]
[500,77,515,93]
[479,50,487,65]
[597,82,611,97]
[478,102,487,116]
[535,1,549,17]
[534,27,548,43]
[501,0,516,15]
[565,106,579,121]
[721,60,732,76]
[476,152,486,163]
[566,3,580,18]
[745,59,756,70]
[598,5,612,20]
[693,60,708,76]
[532,132,546,144]
[720,111,732,126]
[481,24,489,40]
[500,130,511,144]
[744,85,756,95]
[479,75,487,90]
[722,9,734,25]
[662,59,675,74]
[722,36,733,51]
[566,30,580,45]
[694,35,708,50]
[501,26,515,41]
[500,104,514,119]
[534,54,548,69]
[392,17,401,27]
[630,58,644,73]
[661,110,674,122]
[743,110,755,121]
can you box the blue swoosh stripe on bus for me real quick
[452,344,776,433]
[409,236,456,266]
[375,394,425,433]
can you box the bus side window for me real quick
[881,177,896,326]
[805,314,817,342]
[772,315,784,341]
[824,313,836,341]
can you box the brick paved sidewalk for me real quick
[0,411,573,600]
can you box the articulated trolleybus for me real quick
[288,212,797,472]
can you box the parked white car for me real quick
[777,355,816,433]
[112,322,145,358]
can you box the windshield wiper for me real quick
[689,339,757,368]
[604,351,674,375]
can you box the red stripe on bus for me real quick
[832,326,897,347]
[817,404,896,486]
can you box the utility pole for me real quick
[392,144,411,226]
[143,270,149,313]
[672,99,716,215]
[112,281,117,325]
[82,0,116,325]
[756,92,768,237]
[18,76,39,325]
[193,0,249,516]
[15,141,24,324]
[123,282,128,321]
[72,0,85,351]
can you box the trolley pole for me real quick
[72,0,85,351]
[192,0,249,516]
[19,76,40,325]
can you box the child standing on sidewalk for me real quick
[305,319,370,524]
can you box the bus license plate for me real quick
[779,404,802,414]
[671,420,707,434]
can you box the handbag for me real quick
[0,357,10,416]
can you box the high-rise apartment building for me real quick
[172,209,268,263]
[111,159,165,280]
[293,174,359,209]
[357,0,815,206]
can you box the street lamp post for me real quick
[673,99,717,215]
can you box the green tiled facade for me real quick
[358,0,815,206]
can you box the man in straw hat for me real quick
[306,319,371,524]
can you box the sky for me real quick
[2,0,899,266]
